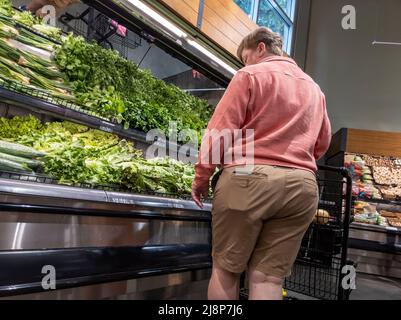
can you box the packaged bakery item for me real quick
[354,212,380,225]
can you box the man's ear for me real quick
[257,42,267,56]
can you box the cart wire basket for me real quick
[240,165,355,300]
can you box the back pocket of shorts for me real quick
[227,173,267,212]
[303,177,319,198]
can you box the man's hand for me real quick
[191,179,209,209]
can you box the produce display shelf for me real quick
[0,169,196,201]
[0,81,152,144]
[355,196,401,207]
[0,169,123,192]
[6,9,63,45]
[0,11,200,154]
[0,81,199,156]
[0,176,212,218]
[351,221,401,234]
[84,0,234,86]
[14,22,62,46]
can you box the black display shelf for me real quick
[348,238,401,254]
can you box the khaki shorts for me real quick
[211,165,319,278]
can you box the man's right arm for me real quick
[314,95,332,161]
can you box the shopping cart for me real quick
[240,165,355,300]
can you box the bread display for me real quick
[373,167,401,186]
[363,155,395,168]
[380,210,399,218]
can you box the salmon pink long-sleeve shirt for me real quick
[194,55,332,186]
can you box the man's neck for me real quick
[256,54,276,64]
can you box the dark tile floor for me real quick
[350,273,401,300]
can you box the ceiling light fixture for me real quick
[126,0,188,38]
[187,39,237,75]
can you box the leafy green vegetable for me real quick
[0,19,18,38]
[12,11,41,27]
[0,115,43,141]
[32,24,62,41]
[16,28,55,52]
[123,157,195,195]
[0,0,13,17]
[0,116,196,195]
[54,35,212,139]
[0,0,212,143]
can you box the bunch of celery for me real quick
[0,19,18,38]
[16,27,55,52]
[0,25,73,98]
[0,0,12,17]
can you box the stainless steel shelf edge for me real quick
[0,178,108,202]
[351,222,401,234]
[0,178,212,213]
[105,190,211,211]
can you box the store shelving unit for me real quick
[83,0,237,86]
[58,7,142,58]
[355,196,401,208]
[327,128,401,279]
[0,82,149,143]
[0,1,214,300]
[0,1,354,300]
[0,77,198,159]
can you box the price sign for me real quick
[99,126,113,133]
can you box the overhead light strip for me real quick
[187,40,237,75]
[126,0,188,38]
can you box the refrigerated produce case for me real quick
[0,0,227,299]
[0,177,212,299]
[326,128,401,279]
[0,0,355,300]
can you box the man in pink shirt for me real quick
[192,27,331,300]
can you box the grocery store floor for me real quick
[287,273,401,300]
[350,273,401,300]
